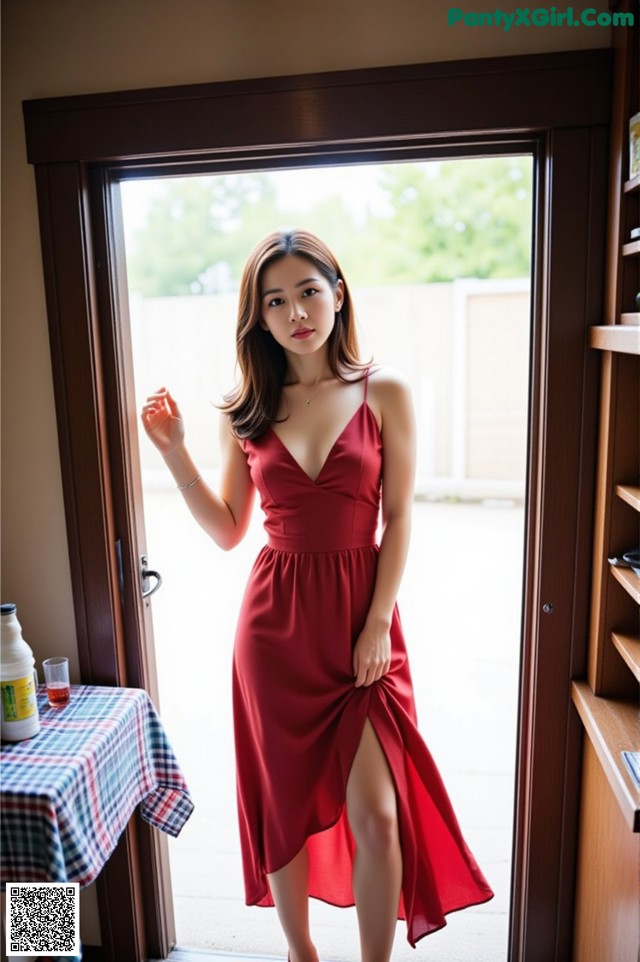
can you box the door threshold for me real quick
[158,948,286,962]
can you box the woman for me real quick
[141,229,493,962]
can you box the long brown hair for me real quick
[222,229,368,439]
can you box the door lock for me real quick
[140,555,163,599]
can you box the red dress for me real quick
[233,373,493,947]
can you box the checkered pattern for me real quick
[1,685,194,888]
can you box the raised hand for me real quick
[140,387,185,457]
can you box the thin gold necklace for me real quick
[285,376,325,407]
[304,383,322,406]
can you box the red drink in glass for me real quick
[43,657,70,707]
[47,682,70,707]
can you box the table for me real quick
[1,685,194,888]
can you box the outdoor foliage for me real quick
[355,157,532,284]
[124,157,532,295]
[124,175,281,296]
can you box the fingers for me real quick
[143,386,170,408]
[140,390,172,438]
[353,659,365,687]
[140,387,179,424]
[165,391,181,417]
[353,656,391,688]
[141,396,169,424]
[147,387,180,414]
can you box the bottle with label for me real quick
[1,603,40,741]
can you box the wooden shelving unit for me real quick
[611,564,640,604]
[616,483,640,510]
[612,632,640,683]
[572,681,640,832]
[589,324,640,353]
[573,5,640,959]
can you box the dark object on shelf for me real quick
[622,549,640,576]
[631,227,640,241]
[622,751,640,790]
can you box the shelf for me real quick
[623,173,640,193]
[589,325,640,354]
[612,632,640,682]
[611,564,640,604]
[621,313,640,325]
[622,240,640,256]
[616,484,640,511]
[572,681,640,832]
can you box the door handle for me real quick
[140,555,163,599]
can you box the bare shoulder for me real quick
[367,364,411,393]
[367,365,413,423]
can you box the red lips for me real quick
[291,328,314,339]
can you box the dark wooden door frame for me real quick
[23,49,610,961]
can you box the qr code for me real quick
[6,882,80,958]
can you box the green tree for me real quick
[125,175,282,296]
[354,157,532,284]
[124,157,533,296]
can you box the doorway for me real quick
[119,155,532,960]
[24,52,609,961]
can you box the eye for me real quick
[266,296,284,308]
[302,287,319,298]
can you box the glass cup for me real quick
[43,657,71,708]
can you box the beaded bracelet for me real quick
[177,474,201,491]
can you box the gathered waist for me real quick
[266,534,378,554]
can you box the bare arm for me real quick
[140,387,255,551]
[353,371,416,687]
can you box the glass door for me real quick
[119,155,533,960]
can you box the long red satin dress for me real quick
[232,372,494,947]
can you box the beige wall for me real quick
[0,0,609,948]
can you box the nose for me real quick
[289,299,308,322]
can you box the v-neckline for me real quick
[267,401,375,485]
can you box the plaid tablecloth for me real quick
[1,685,194,888]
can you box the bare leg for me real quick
[267,844,319,962]
[346,718,403,962]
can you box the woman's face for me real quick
[259,254,343,357]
